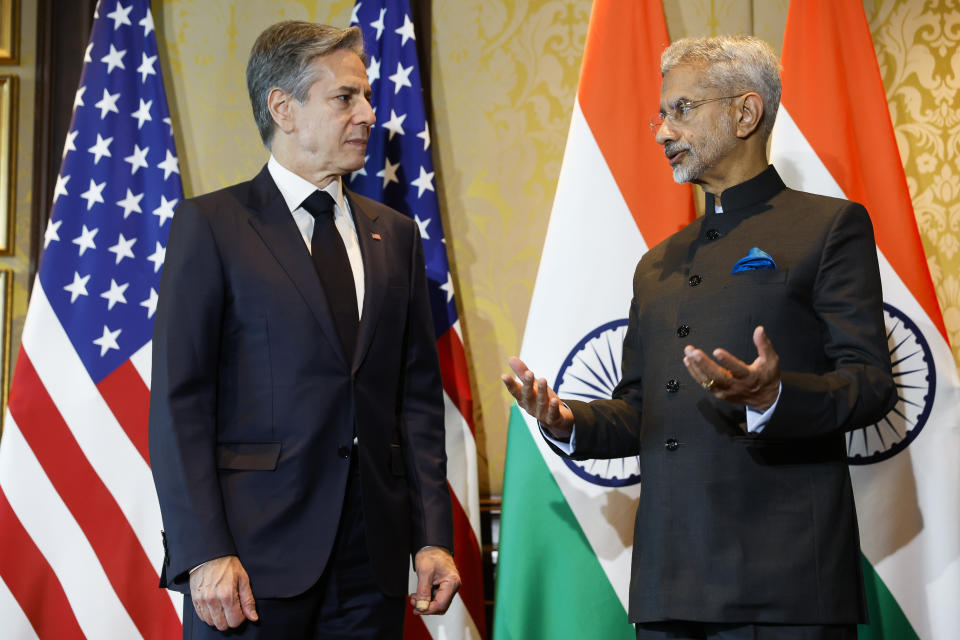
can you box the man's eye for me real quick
[674,101,690,116]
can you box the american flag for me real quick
[0,0,183,637]
[350,2,485,639]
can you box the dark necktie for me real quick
[301,190,359,360]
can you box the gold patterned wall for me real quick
[148,0,960,495]
[868,0,960,368]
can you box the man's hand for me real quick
[682,325,780,411]
[189,555,258,631]
[501,356,574,440]
[410,547,461,615]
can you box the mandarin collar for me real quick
[703,165,786,213]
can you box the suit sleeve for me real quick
[149,200,236,589]
[764,202,896,439]
[398,223,454,553]
[558,263,646,461]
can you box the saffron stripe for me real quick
[577,0,695,246]
[0,488,85,640]
[7,353,181,640]
[97,358,152,466]
[779,0,947,340]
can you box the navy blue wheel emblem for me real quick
[847,302,935,464]
[554,319,641,486]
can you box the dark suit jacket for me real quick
[556,166,896,624]
[149,166,452,599]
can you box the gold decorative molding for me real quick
[0,269,11,421]
[0,75,15,254]
[0,0,18,64]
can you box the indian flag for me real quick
[770,1,960,638]
[492,2,695,637]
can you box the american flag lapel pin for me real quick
[371,233,382,241]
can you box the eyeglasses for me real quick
[649,94,747,134]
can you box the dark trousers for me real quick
[182,451,405,639]
[635,621,858,640]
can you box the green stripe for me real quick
[493,406,634,640]
[858,554,919,639]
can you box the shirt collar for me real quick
[267,155,345,213]
[703,165,786,213]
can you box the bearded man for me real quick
[504,35,895,640]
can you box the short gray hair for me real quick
[246,21,367,148]
[661,35,781,140]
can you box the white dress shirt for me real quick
[267,155,365,318]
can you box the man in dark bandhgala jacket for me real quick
[504,35,895,640]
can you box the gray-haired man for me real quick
[505,36,895,640]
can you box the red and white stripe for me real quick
[0,281,182,639]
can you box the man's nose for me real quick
[357,98,376,125]
[654,118,676,146]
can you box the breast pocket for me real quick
[725,267,789,287]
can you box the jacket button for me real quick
[338,445,351,459]
[706,229,721,241]
[677,324,690,338]
[665,378,680,393]
[665,438,679,451]
[688,274,702,286]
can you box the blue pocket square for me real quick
[732,247,776,273]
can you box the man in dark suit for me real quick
[504,36,896,640]
[149,21,459,639]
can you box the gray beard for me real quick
[670,117,737,184]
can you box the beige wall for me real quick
[149,0,960,495]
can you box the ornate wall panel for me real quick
[428,0,591,492]
[868,0,960,368]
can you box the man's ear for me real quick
[267,88,295,135]
[735,93,764,139]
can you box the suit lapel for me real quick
[347,190,386,374]
[244,166,348,367]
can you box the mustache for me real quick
[664,142,692,157]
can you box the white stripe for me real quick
[770,107,846,200]
[0,576,41,640]
[443,390,481,543]
[20,281,165,577]
[130,339,152,388]
[0,415,141,638]
[773,103,960,640]
[519,99,647,611]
